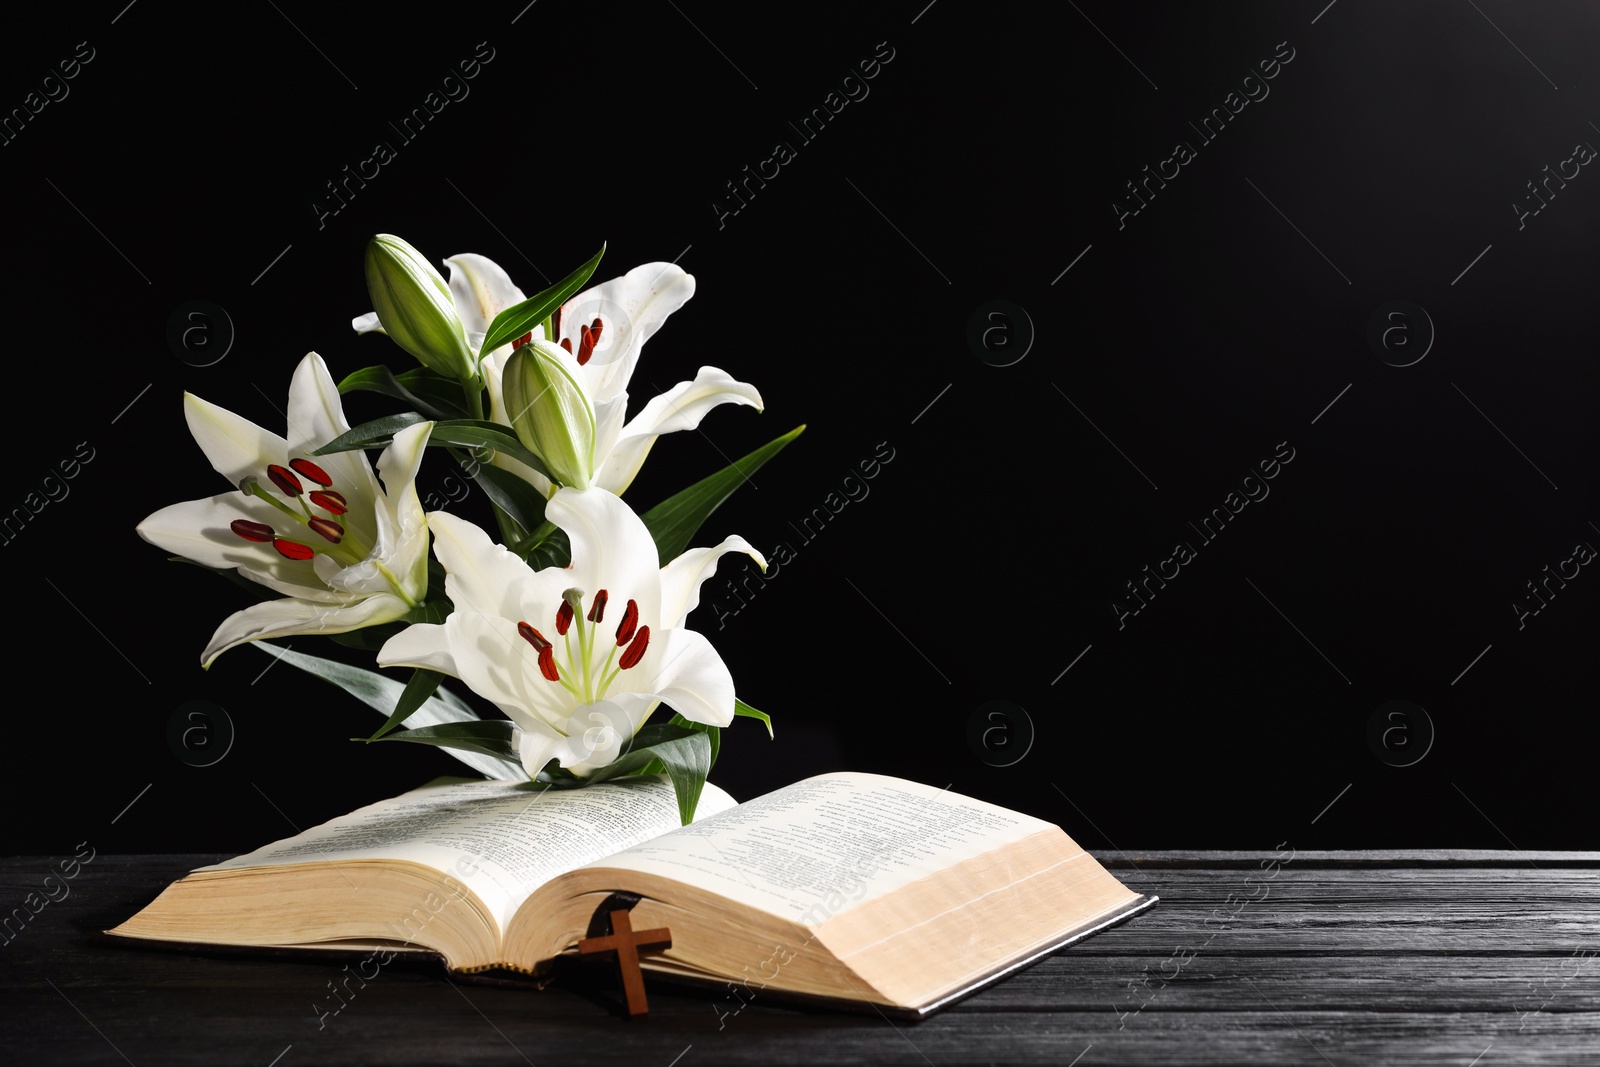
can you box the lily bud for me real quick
[501,339,596,489]
[364,234,476,382]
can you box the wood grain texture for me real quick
[1,853,1595,1065]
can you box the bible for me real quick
[109,772,1156,1017]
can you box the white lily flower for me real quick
[137,353,433,667]
[377,488,764,777]
[356,255,762,494]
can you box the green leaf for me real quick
[480,244,606,359]
[427,420,552,481]
[639,715,720,775]
[523,527,570,571]
[337,365,469,420]
[541,724,713,824]
[648,729,713,825]
[734,698,774,739]
[366,720,520,764]
[314,415,554,489]
[365,668,445,741]
[640,424,805,564]
[254,642,523,780]
[313,412,429,455]
[401,600,452,625]
[469,463,547,532]
[511,519,557,555]
[328,623,402,651]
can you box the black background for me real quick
[3,1,1594,856]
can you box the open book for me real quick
[110,772,1155,1017]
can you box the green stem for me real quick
[462,377,485,422]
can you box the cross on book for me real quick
[577,908,673,1016]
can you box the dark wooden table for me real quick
[5,851,1597,1065]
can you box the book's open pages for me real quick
[110,772,1154,1014]
[110,777,735,971]
[505,772,1151,1012]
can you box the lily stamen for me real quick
[576,319,601,364]
[267,464,303,497]
[273,538,314,561]
[615,599,638,645]
[231,519,274,542]
[310,490,348,515]
[618,625,650,670]
[288,458,333,487]
[307,518,344,543]
[518,620,585,700]
[232,465,372,567]
[517,622,550,652]
[523,585,653,707]
[536,646,560,682]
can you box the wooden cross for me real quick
[577,908,672,1017]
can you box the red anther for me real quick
[556,600,574,635]
[559,337,573,354]
[576,324,595,366]
[231,519,275,542]
[537,645,560,682]
[310,490,348,515]
[267,464,304,496]
[618,626,650,669]
[512,331,533,350]
[273,538,314,561]
[590,318,603,342]
[518,621,551,652]
[289,458,333,486]
[552,305,563,339]
[615,599,639,645]
[587,589,608,623]
[308,517,344,543]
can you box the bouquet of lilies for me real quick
[138,237,799,822]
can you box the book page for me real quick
[587,772,1059,923]
[201,777,736,932]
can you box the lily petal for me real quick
[201,592,412,668]
[366,420,434,600]
[183,392,288,487]
[443,611,576,733]
[658,533,768,630]
[426,511,571,626]
[545,488,662,623]
[554,699,641,775]
[630,627,736,727]
[516,722,564,779]
[561,262,695,403]
[285,353,382,547]
[352,311,385,335]
[446,253,527,354]
[375,621,460,678]
[137,494,347,604]
[595,367,764,495]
